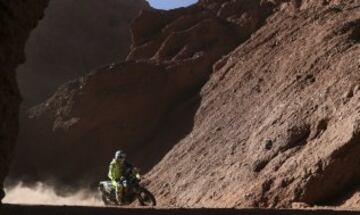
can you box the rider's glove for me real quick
[135,173,141,180]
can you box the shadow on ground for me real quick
[2,204,360,215]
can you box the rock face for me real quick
[6,0,360,209]
[146,0,360,208]
[17,0,150,107]
[0,0,48,202]
[10,0,276,188]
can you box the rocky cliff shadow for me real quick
[0,0,49,202]
[137,93,201,172]
[8,61,205,190]
[17,0,150,107]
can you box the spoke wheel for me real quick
[137,187,156,206]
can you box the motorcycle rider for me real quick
[108,150,138,203]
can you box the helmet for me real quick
[115,150,126,160]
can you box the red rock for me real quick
[146,0,360,207]
[3,0,360,210]
[18,0,150,107]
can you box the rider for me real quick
[108,150,138,202]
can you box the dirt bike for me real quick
[98,173,156,206]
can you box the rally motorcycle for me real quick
[99,172,156,206]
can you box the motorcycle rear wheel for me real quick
[137,187,156,206]
[101,193,113,206]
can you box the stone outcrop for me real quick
[145,0,360,208]
[9,0,276,188]
[0,0,48,202]
[17,0,150,107]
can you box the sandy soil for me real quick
[3,183,102,206]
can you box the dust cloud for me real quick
[3,182,102,206]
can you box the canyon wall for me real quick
[3,0,360,209]
[146,0,360,208]
[17,0,150,108]
[9,0,276,189]
[0,0,49,202]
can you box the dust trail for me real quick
[3,182,102,206]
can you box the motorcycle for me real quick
[99,172,156,206]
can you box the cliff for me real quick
[146,0,360,208]
[0,0,48,202]
[17,0,150,107]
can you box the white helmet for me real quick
[115,150,126,160]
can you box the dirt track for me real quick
[1,205,360,215]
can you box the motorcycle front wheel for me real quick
[137,187,156,206]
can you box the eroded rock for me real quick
[145,1,360,207]
[18,0,150,107]
[0,0,48,202]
